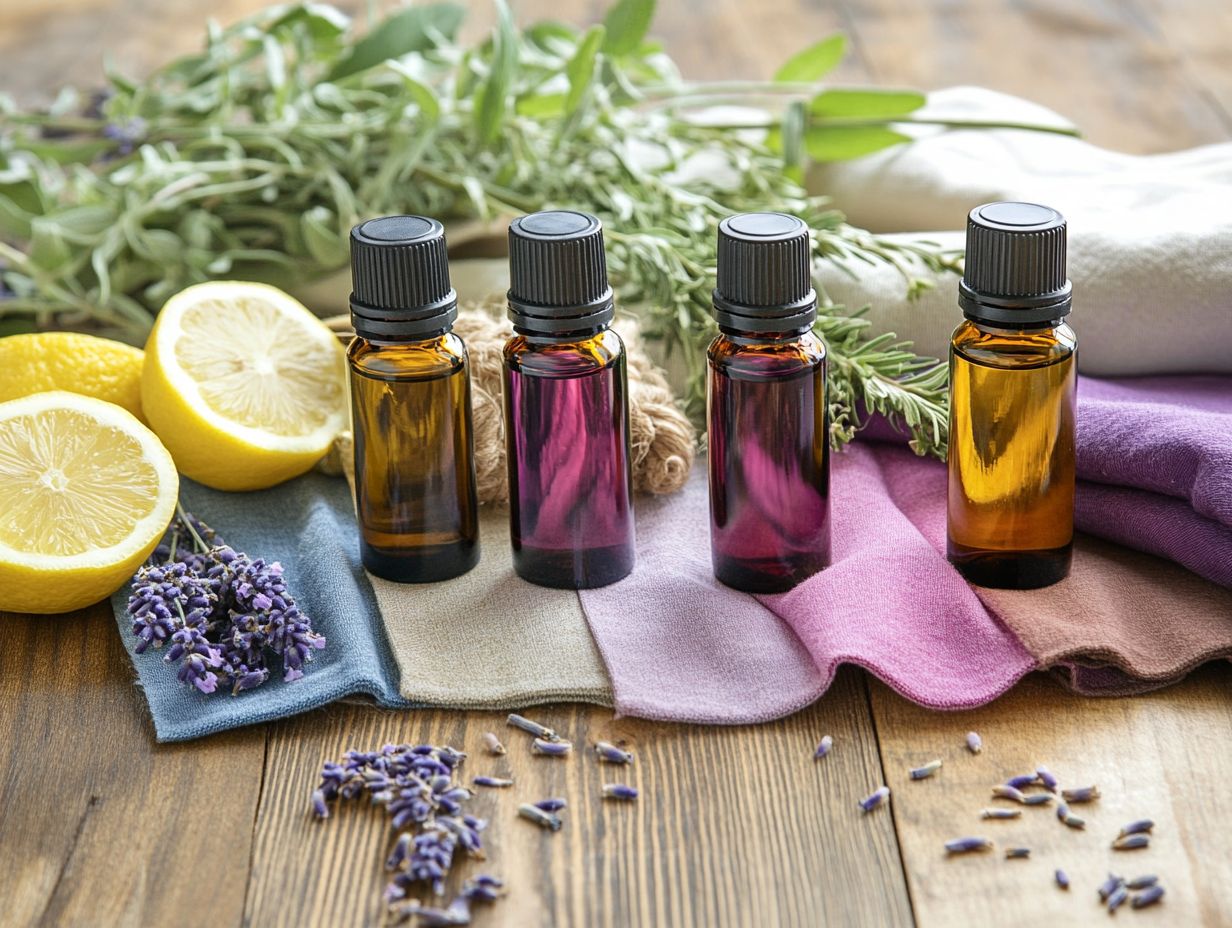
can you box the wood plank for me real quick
[0,604,266,928]
[869,665,1232,928]
[244,667,913,928]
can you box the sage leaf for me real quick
[810,88,926,118]
[476,1,518,144]
[774,34,846,83]
[804,125,911,161]
[327,3,464,81]
[602,0,655,57]
[566,25,606,115]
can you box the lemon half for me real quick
[142,281,347,491]
[0,391,179,614]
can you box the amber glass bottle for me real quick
[947,202,1076,589]
[502,210,635,589]
[347,216,479,582]
[707,212,830,593]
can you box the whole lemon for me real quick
[0,331,145,419]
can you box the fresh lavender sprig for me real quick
[909,760,942,780]
[859,786,890,813]
[945,836,993,854]
[507,713,558,741]
[595,741,634,764]
[814,735,834,759]
[601,784,639,801]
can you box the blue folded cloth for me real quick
[110,473,413,742]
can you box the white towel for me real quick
[810,87,1232,373]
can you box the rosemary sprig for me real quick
[0,0,1070,456]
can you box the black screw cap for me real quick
[713,212,817,333]
[507,210,614,334]
[350,215,458,339]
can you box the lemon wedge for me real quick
[142,281,347,491]
[0,391,179,614]
[0,331,145,418]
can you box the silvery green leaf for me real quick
[476,1,518,144]
[809,88,926,119]
[602,0,655,57]
[301,207,347,266]
[327,2,464,81]
[565,25,605,115]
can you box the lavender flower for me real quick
[814,735,834,759]
[460,874,506,904]
[980,808,1022,820]
[1119,819,1154,837]
[531,738,572,757]
[394,897,471,926]
[1059,785,1099,803]
[859,786,890,812]
[601,784,639,801]
[991,785,1026,803]
[102,116,147,155]
[473,776,514,788]
[507,713,557,741]
[1035,765,1059,791]
[1022,793,1054,806]
[1005,847,1030,859]
[595,741,633,764]
[312,788,329,819]
[909,760,943,780]
[965,732,983,754]
[1005,774,1039,790]
[534,798,567,813]
[1055,869,1069,890]
[1098,874,1125,902]
[1056,804,1084,829]
[1125,875,1158,890]
[1113,834,1150,850]
[1131,885,1165,909]
[481,732,506,755]
[1107,884,1129,913]
[518,803,562,831]
[945,836,993,854]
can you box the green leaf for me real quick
[516,93,566,118]
[475,1,518,144]
[28,219,72,272]
[780,100,806,182]
[387,60,441,122]
[565,25,606,114]
[774,33,846,83]
[804,124,911,161]
[809,88,925,118]
[301,207,347,266]
[602,0,655,57]
[326,3,464,81]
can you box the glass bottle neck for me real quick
[718,326,812,344]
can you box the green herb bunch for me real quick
[0,0,1074,455]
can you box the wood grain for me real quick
[245,668,913,928]
[869,666,1232,927]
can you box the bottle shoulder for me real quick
[708,330,826,378]
[504,327,625,378]
[348,333,468,380]
[951,320,1075,370]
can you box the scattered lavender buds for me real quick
[461,874,506,904]
[481,733,506,756]
[945,836,993,854]
[1006,773,1039,790]
[1035,765,1059,792]
[1125,875,1158,890]
[1005,847,1031,859]
[601,784,639,801]
[1056,803,1085,829]
[1055,869,1070,890]
[909,759,943,780]
[1131,885,1165,909]
[966,732,983,754]
[127,514,326,695]
[814,735,834,759]
[531,738,573,757]
[1022,793,1054,806]
[1119,819,1154,837]
[595,741,633,764]
[518,803,562,831]
[992,785,1027,803]
[859,786,890,812]
[1060,785,1100,803]
[1113,834,1151,851]
[980,808,1022,820]
[507,714,558,741]
[312,743,494,915]
[473,777,514,788]
[534,798,568,813]
[1098,874,1125,902]
[1107,884,1129,914]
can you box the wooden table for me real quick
[3,2,1230,926]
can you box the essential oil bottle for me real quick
[707,212,831,593]
[947,202,1076,589]
[502,210,635,589]
[347,215,480,582]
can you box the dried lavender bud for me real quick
[1021,793,1054,806]
[980,808,1022,820]
[518,803,563,831]
[1125,875,1157,890]
[859,786,890,812]
[1060,785,1100,803]
[385,832,412,871]
[481,732,506,756]
[1005,847,1030,859]
[1005,773,1039,790]
[966,732,982,754]
[534,798,567,813]
[507,713,558,741]
[1131,885,1165,909]
[531,738,573,757]
[1099,874,1125,901]
[395,897,471,926]
[1062,812,1085,830]
[312,788,329,819]
[945,836,993,854]
[1113,833,1151,850]
[460,874,506,904]
[909,759,943,780]
[1119,819,1154,837]
[814,735,834,759]
[1107,885,1129,913]
[1035,765,1059,791]
[473,777,514,788]
[595,741,633,764]
[1055,869,1070,890]
[602,784,639,801]
[991,785,1026,803]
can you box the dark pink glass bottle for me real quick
[707,213,831,593]
[502,211,635,589]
